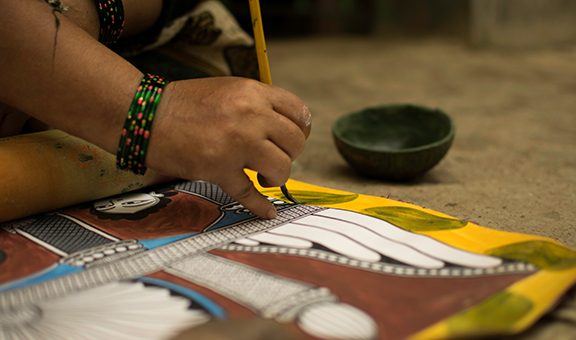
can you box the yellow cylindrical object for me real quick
[249,0,273,85]
[0,130,166,222]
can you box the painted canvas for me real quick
[1,170,575,339]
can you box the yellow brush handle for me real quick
[248,1,300,204]
[249,0,273,85]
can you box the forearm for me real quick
[60,0,163,39]
[0,0,160,154]
[0,0,312,219]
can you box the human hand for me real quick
[147,77,311,219]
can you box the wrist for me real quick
[116,74,169,175]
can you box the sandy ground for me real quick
[269,37,576,339]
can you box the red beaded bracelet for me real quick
[116,74,168,175]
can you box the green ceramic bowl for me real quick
[332,104,455,180]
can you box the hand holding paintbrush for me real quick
[248,0,309,204]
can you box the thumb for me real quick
[219,172,277,219]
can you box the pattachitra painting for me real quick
[1,170,575,339]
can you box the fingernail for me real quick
[302,105,312,127]
[267,207,277,219]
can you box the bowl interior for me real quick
[333,105,453,153]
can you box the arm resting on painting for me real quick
[0,0,311,219]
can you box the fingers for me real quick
[265,86,312,139]
[251,110,306,189]
[155,78,310,220]
[248,140,292,188]
[219,171,276,219]
[301,105,312,139]
[265,112,307,160]
[251,108,305,189]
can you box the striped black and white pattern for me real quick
[0,205,323,310]
[174,181,236,206]
[16,215,114,255]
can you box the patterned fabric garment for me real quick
[0,0,258,137]
[116,0,259,80]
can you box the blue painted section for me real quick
[138,277,226,319]
[206,203,295,231]
[139,233,196,249]
[206,212,256,231]
[0,264,83,292]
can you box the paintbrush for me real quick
[248,0,300,205]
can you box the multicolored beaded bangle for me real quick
[94,0,125,46]
[117,74,168,175]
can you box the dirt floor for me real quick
[269,37,576,339]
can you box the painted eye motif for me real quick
[93,192,164,214]
[93,201,116,211]
[120,198,156,207]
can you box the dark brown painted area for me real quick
[65,192,221,239]
[148,271,255,317]
[147,270,311,339]
[211,250,531,339]
[0,229,60,284]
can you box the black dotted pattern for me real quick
[0,205,323,309]
[175,181,235,206]
[220,244,537,278]
[18,215,112,255]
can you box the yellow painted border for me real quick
[249,172,576,337]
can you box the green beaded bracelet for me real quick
[117,74,168,175]
[95,0,125,46]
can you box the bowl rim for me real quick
[332,104,455,154]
